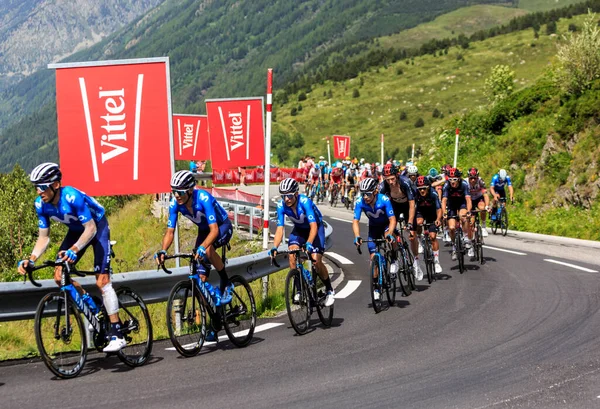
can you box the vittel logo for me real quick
[178,119,200,156]
[218,105,251,161]
[337,138,347,156]
[79,74,144,182]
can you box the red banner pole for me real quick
[262,68,273,249]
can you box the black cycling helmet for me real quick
[30,162,62,184]
[170,170,196,190]
[359,178,378,193]
[279,178,299,194]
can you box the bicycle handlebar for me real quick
[157,253,195,274]
[23,259,87,287]
[270,246,317,266]
[356,238,393,255]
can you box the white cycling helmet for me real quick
[499,169,507,181]
[406,165,418,175]
[359,178,378,193]
[30,162,62,184]
[279,178,299,194]
[336,162,343,169]
[170,170,196,190]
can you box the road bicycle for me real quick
[160,246,256,356]
[24,248,152,379]
[272,247,334,335]
[329,183,340,207]
[447,215,466,274]
[396,215,416,296]
[315,181,326,204]
[491,197,509,236]
[356,238,397,313]
[471,209,485,264]
[345,185,356,211]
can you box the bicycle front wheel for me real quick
[223,275,257,347]
[501,208,509,236]
[397,247,411,297]
[285,269,310,335]
[315,272,334,327]
[35,292,87,379]
[456,231,465,274]
[370,258,383,313]
[424,241,435,284]
[384,257,397,306]
[166,280,206,357]
[477,224,485,264]
[116,287,153,367]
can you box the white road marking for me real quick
[482,245,527,255]
[544,259,599,273]
[330,217,352,223]
[334,280,362,299]
[325,251,354,265]
[165,322,284,351]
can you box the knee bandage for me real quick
[102,283,119,315]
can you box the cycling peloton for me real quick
[269,178,335,307]
[467,167,490,237]
[441,168,473,260]
[18,163,126,352]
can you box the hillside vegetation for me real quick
[0,0,518,173]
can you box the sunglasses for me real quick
[449,178,459,182]
[362,192,374,197]
[282,194,296,200]
[417,187,428,191]
[35,183,52,192]
[172,189,188,196]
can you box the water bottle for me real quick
[82,293,99,314]
[204,282,221,306]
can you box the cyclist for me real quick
[378,163,421,280]
[415,176,443,273]
[329,162,344,200]
[269,178,335,307]
[307,164,321,199]
[17,163,126,352]
[467,167,490,237]
[155,170,234,314]
[490,168,514,221]
[352,178,398,301]
[405,165,419,193]
[441,168,473,260]
[344,164,358,204]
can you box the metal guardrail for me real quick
[0,221,333,322]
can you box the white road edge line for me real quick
[325,251,354,265]
[165,322,285,351]
[544,259,599,273]
[482,245,527,255]
[329,217,352,223]
[334,280,362,299]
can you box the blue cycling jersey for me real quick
[277,194,323,229]
[490,174,512,191]
[168,189,229,230]
[35,186,105,232]
[353,193,395,227]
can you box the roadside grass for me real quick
[1,196,289,361]
[273,14,588,160]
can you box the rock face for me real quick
[0,0,164,86]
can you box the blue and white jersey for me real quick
[168,189,229,230]
[277,194,323,229]
[490,174,512,192]
[354,193,395,227]
[35,186,105,232]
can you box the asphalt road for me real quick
[3,194,600,409]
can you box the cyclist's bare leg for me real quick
[459,208,470,238]
[312,253,329,280]
[447,217,457,242]
[288,244,299,270]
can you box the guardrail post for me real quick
[249,208,254,240]
[234,204,239,231]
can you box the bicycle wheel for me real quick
[501,208,509,236]
[223,275,256,347]
[116,287,153,367]
[34,292,87,379]
[397,247,411,296]
[456,231,465,274]
[166,280,206,357]
[425,241,434,284]
[405,243,417,291]
[476,224,485,264]
[285,269,310,335]
[370,258,383,313]
[384,256,397,307]
[491,213,499,235]
[314,270,334,327]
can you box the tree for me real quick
[399,111,407,121]
[298,92,307,101]
[546,21,557,35]
[432,108,441,118]
[352,89,360,98]
[290,107,297,116]
[484,64,515,103]
[555,12,600,95]
[414,117,425,128]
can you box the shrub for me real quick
[298,92,307,101]
[352,89,360,98]
[484,64,515,104]
[290,107,297,116]
[414,117,425,128]
[399,111,407,121]
[432,108,441,118]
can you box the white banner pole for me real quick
[453,128,459,168]
[262,69,273,250]
[380,133,384,165]
[327,137,332,165]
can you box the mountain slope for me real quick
[0,0,164,88]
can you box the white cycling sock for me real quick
[102,283,119,315]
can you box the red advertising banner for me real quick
[173,114,210,160]
[206,97,265,169]
[50,58,173,196]
[333,135,351,159]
